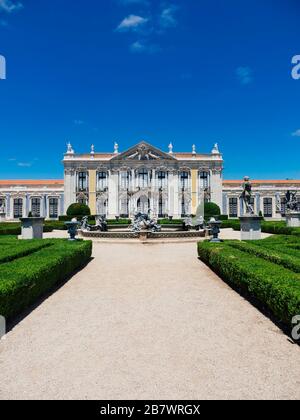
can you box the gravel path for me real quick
[0,242,300,400]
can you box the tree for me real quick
[204,202,221,219]
[67,203,91,217]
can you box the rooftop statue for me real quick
[241,176,254,215]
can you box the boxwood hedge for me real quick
[198,238,300,327]
[0,239,92,319]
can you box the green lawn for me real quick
[198,235,300,327]
[0,237,92,319]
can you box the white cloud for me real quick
[0,0,23,13]
[74,119,84,125]
[292,129,300,137]
[17,162,32,167]
[160,5,178,28]
[236,66,253,85]
[116,14,148,31]
[119,0,150,5]
[130,40,161,54]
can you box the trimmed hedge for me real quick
[67,203,91,217]
[197,239,300,326]
[0,239,92,319]
[0,240,53,264]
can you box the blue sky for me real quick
[0,0,300,180]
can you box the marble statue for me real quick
[241,176,254,215]
[130,210,161,233]
[285,190,298,213]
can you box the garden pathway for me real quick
[0,241,300,400]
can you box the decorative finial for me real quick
[90,144,95,158]
[114,142,119,154]
[66,142,74,155]
[192,144,196,155]
[212,143,220,154]
[168,142,173,154]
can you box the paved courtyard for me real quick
[0,240,300,400]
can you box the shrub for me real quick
[0,239,92,319]
[66,203,91,217]
[197,239,300,326]
[204,202,221,219]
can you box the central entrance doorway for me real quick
[137,196,150,214]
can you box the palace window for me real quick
[180,172,189,189]
[158,197,167,218]
[263,198,273,218]
[98,172,108,191]
[181,196,188,217]
[138,169,149,188]
[281,198,286,216]
[120,171,129,189]
[157,171,167,189]
[0,197,5,210]
[229,198,238,218]
[49,198,59,219]
[298,198,300,212]
[13,198,23,219]
[31,198,41,217]
[78,172,88,191]
[97,199,108,216]
[199,171,209,189]
[120,197,129,217]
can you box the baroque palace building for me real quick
[0,140,300,220]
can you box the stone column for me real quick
[210,169,223,210]
[108,170,119,218]
[191,169,198,215]
[173,171,180,218]
[88,169,97,215]
[222,192,228,215]
[64,169,76,214]
[5,193,10,220]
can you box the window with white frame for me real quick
[120,171,129,189]
[31,198,41,217]
[49,198,58,218]
[120,197,129,216]
[0,197,5,210]
[14,198,23,218]
[138,169,148,188]
[78,172,88,191]
[229,197,238,217]
[98,172,108,191]
[157,171,167,189]
[199,171,209,189]
[263,198,273,218]
[180,172,189,189]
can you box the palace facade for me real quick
[0,141,300,220]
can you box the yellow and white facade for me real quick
[63,141,224,219]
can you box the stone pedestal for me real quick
[239,215,262,240]
[0,212,6,222]
[20,218,45,240]
[286,212,300,228]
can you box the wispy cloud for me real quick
[236,66,253,85]
[292,129,300,137]
[116,14,148,31]
[159,4,178,29]
[130,40,161,54]
[0,0,23,14]
[17,162,32,168]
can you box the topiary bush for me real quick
[204,202,221,220]
[66,203,91,217]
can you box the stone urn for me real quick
[65,219,81,240]
[20,217,45,240]
[208,218,222,243]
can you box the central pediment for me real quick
[111,141,176,162]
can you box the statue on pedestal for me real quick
[285,190,298,213]
[241,176,254,215]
